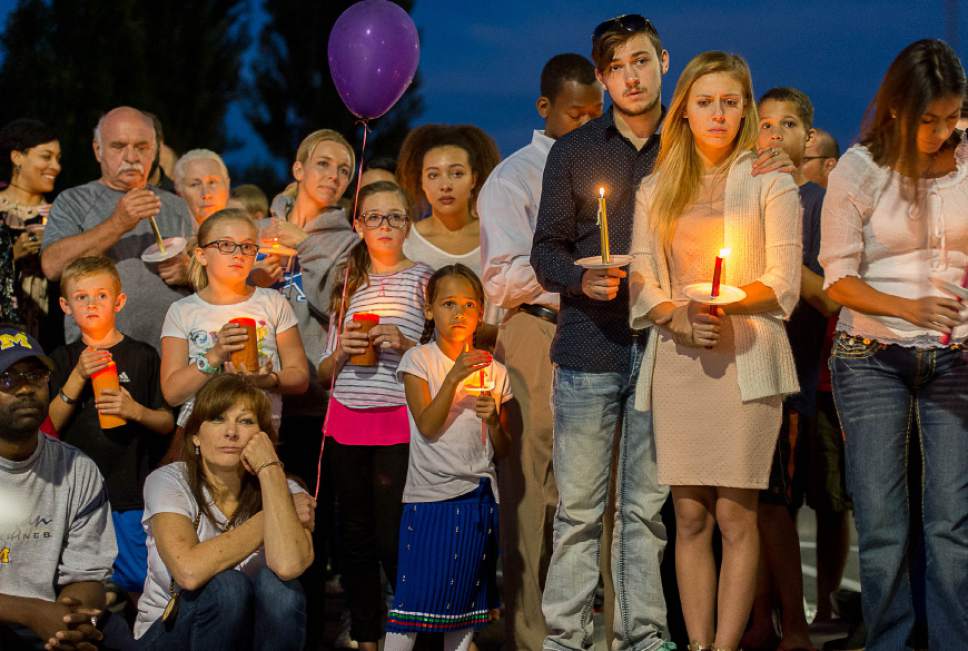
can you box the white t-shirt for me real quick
[161,288,299,427]
[396,341,512,503]
[134,462,306,638]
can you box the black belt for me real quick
[519,303,558,324]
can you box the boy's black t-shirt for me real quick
[49,336,170,511]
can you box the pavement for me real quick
[315,508,862,650]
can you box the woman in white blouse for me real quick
[819,39,968,651]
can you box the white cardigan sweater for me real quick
[629,151,803,411]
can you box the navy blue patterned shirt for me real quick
[531,108,661,374]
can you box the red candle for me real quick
[711,247,730,298]
[940,266,968,345]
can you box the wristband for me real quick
[59,390,79,405]
[194,355,220,375]
[254,460,283,475]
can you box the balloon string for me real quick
[315,120,370,501]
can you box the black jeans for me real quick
[329,440,409,643]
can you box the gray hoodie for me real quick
[258,207,360,416]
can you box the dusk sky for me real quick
[0,1,963,172]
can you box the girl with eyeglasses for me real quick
[315,181,433,651]
[160,208,309,434]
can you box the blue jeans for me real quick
[137,568,306,650]
[831,336,968,651]
[542,339,669,651]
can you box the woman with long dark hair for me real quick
[819,39,968,650]
[134,374,314,649]
[0,118,61,344]
[396,124,501,326]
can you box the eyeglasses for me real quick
[592,14,654,43]
[0,368,50,392]
[201,239,260,256]
[359,211,408,230]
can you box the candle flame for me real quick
[719,247,731,258]
[598,187,605,198]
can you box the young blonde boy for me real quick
[48,255,174,597]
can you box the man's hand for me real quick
[110,188,162,232]
[95,387,144,421]
[581,267,626,301]
[25,597,102,651]
[157,252,191,286]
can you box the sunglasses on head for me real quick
[592,14,654,43]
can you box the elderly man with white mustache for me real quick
[41,106,194,351]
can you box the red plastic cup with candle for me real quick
[940,266,968,345]
[91,362,126,429]
[349,313,381,366]
[228,317,259,372]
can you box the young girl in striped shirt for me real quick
[317,181,433,651]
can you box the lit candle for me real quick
[711,247,730,298]
[464,342,491,447]
[597,187,611,263]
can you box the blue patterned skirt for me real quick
[385,479,500,633]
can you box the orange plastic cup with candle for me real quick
[229,317,259,372]
[349,313,381,366]
[91,362,126,429]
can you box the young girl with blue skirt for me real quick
[384,264,513,651]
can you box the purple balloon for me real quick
[328,0,420,120]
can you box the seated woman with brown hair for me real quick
[134,374,314,650]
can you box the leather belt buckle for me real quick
[519,303,558,324]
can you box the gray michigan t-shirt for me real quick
[43,181,194,351]
[0,433,116,602]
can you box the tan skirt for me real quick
[651,316,780,489]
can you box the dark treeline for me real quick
[0,0,421,192]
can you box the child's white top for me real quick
[396,341,512,503]
[161,287,298,427]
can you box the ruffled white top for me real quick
[819,134,968,346]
